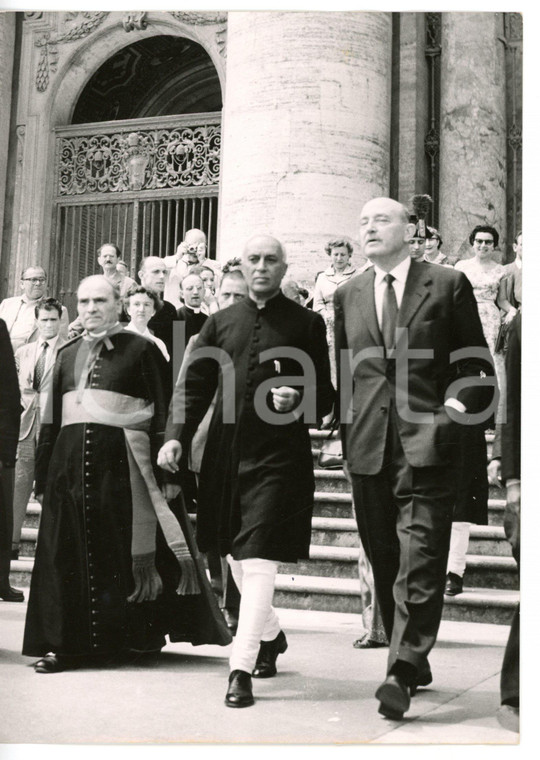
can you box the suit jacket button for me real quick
[380,406,387,413]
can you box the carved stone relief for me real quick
[35,12,109,92]
[34,11,228,92]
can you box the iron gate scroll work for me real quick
[52,113,221,314]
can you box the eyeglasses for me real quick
[22,277,46,284]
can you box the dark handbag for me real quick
[495,320,510,354]
[317,420,343,469]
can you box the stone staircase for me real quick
[11,430,518,625]
[273,430,518,625]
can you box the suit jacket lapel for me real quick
[355,268,384,345]
[398,261,432,328]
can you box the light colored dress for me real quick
[312,264,359,386]
[455,258,506,423]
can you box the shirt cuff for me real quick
[444,398,466,414]
[506,479,520,487]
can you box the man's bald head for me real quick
[359,197,416,270]
[241,235,288,301]
[184,228,206,246]
[243,235,287,263]
[77,275,122,331]
[78,274,120,301]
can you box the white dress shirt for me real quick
[125,322,170,362]
[372,256,466,413]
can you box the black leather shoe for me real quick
[410,662,433,696]
[34,654,65,674]
[353,632,388,649]
[445,572,463,596]
[375,674,411,720]
[225,669,254,708]
[0,585,24,602]
[252,630,288,678]
[220,608,239,636]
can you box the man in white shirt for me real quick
[334,197,495,720]
[0,267,69,352]
[12,298,64,560]
[163,229,220,308]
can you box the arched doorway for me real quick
[51,35,222,312]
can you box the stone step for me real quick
[313,468,506,501]
[273,574,518,625]
[280,549,518,588]
[312,491,507,525]
[309,518,511,556]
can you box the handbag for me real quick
[317,420,343,470]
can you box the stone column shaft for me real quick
[218,11,392,283]
[0,12,16,285]
[439,12,506,263]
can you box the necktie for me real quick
[33,342,49,391]
[381,274,398,351]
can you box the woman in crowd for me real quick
[124,285,170,362]
[455,225,506,421]
[445,225,505,597]
[423,227,450,265]
[313,238,358,386]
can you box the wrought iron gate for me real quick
[51,113,220,314]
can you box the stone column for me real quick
[396,12,430,205]
[0,13,16,278]
[439,12,506,263]
[218,11,392,283]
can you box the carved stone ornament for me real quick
[123,12,148,33]
[35,12,109,92]
[24,12,43,20]
[168,11,227,25]
[57,122,221,196]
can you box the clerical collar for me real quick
[184,305,201,314]
[247,289,283,310]
[86,321,120,339]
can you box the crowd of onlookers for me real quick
[0,217,521,729]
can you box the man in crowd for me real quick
[138,256,178,357]
[163,229,219,308]
[177,272,208,343]
[497,231,522,334]
[68,244,136,336]
[334,197,494,720]
[167,269,250,634]
[488,311,520,733]
[22,275,230,673]
[158,235,334,708]
[11,298,64,562]
[0,318,22,602]
[96,243,136,296]
[0,266,69,352]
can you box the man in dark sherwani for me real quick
[158,235,335,708]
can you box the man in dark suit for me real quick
[0,318,22,601]
[334,197,495,720]
[489,311,520,733]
